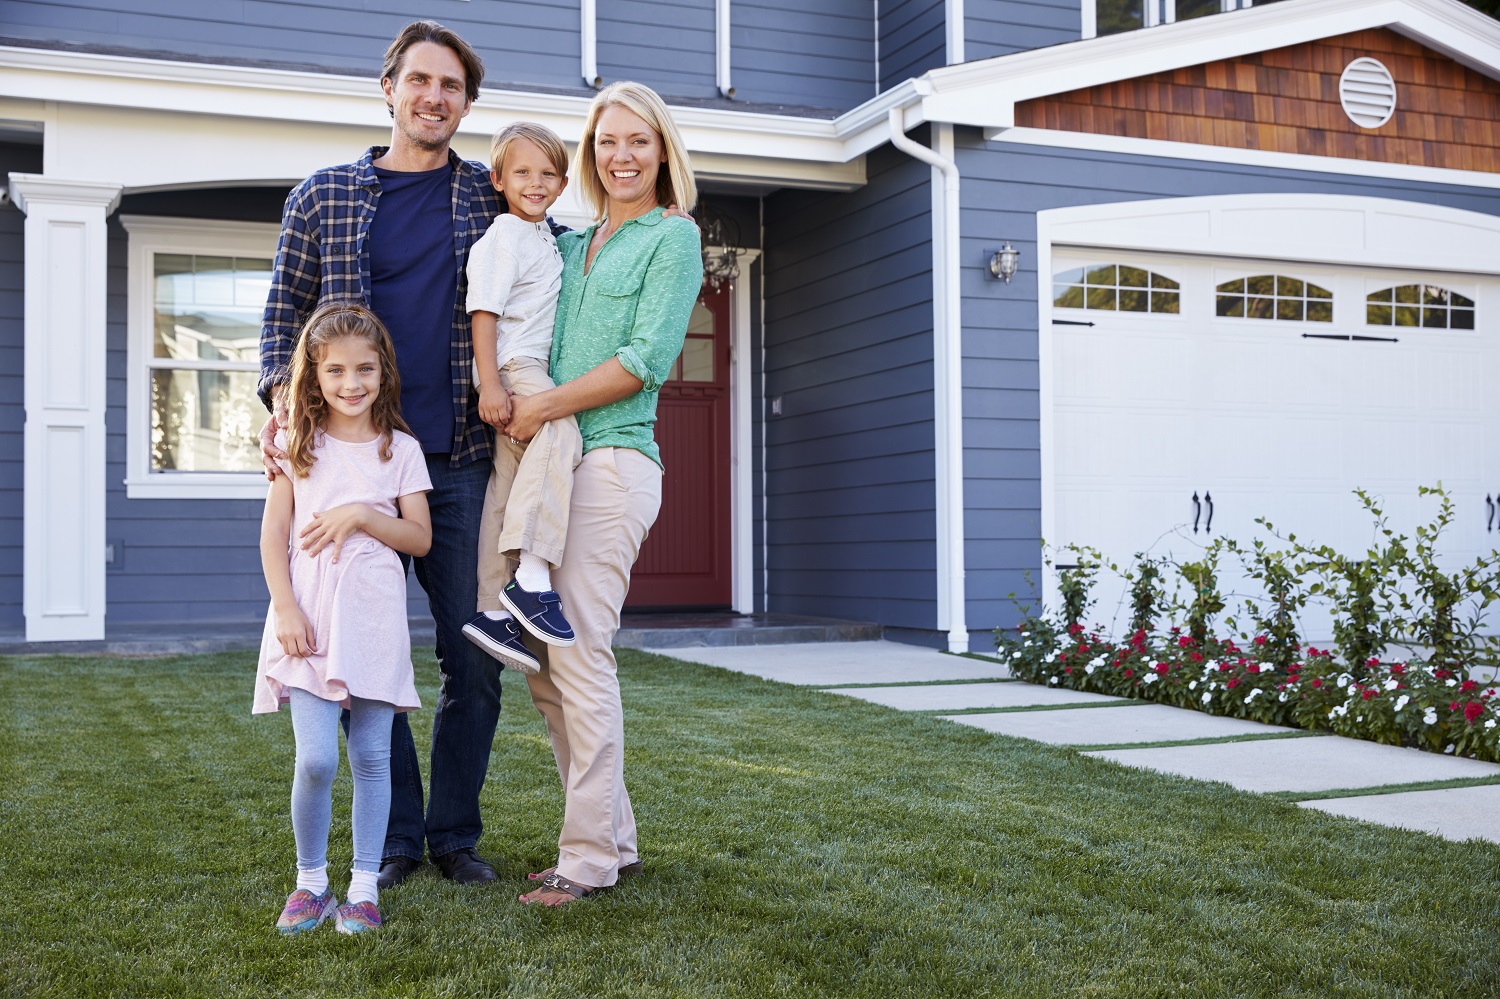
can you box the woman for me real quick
[503,81,703,906]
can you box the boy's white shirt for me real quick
[465,213,563,371]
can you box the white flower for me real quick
[1446,678,1458,688]
[1245,688,1261,702]
[1278,692,1288,703]
[1189,681,1198,691]
[1423,708,1438,726]
[1021,631,1031,638]
[1384,679,1399,691]
[1394,695,1410,712]
[1331,704,1347,718]
[1486,719,1496,730]
[1259,663,1273,673]
[1337,674,1352,689]
[1046,652,1058,663]
[1085,663,1097,675]
[1445,744,1456,754]
[1205,660,1219,671]
[1090,656,1106,667]
[1049,676,1060,685]
[1142,673,1159,685]
[1023,640,1032,648]
[1201,691,1212,705]
[1011,651,1022,660]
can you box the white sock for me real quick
[347,869,379,906]
[483,609,514,622]
[296,865,329,895]
[515,551,552,593]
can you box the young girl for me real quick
[253,303,433,936]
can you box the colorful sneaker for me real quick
[276,887,338,935]
[462,612,542,674]
[335,899,382,935]
[499,580,576,647]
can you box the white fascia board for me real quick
[0,44,902,189]
[996,126,1500,192]
[920,0,1500,130]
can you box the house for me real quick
[2,0,1498,652]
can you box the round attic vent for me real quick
[1339,57,1397,128]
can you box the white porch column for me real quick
[9,174,121,642]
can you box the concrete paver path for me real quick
[825,681,1122,711]
[1300,785,1500,841]
[945,703,1299,745]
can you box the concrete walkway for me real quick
[649,640,1500,845]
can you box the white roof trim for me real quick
[920,0,1500,131]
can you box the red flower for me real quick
[1113,658,1121,667]
[1064,667,1073,675]
[1246,664,1260,674]
[1078,644,1090,654]
[1124,668,1134,678]
[1131,629,1146,644]
[1308,646,1320,657]
[1190,651,1204,662]
[1154,663,1169,675]
[1464,701,1485,723]
[1219,663,1233,672]
[1178,636,1193,648]
[1362,689,1375,701]
[1435,669,1451,680]
[1312,678,1323,689]
[1461,680,1478,693]
[1227,677,1241,689]
[1391,663,1406,675]
[1450,701,1459,712]
[1253,635,1267,646]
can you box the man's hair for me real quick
[489,122,570,177]
[381,20,484,113]
[574,81,697,220]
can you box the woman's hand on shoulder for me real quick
[299,503,370,564]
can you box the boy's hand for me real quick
[300,503,370,564]
[478,382,512,428]
[273,602,317,658]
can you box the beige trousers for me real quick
[525,447,662,887]
[475,356,583,612]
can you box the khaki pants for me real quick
[475,356,583,611]
[525,447,662,887]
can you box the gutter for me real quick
[887,107,968,654]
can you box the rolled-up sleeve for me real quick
[614,219,704,393]
[258,183,321,409]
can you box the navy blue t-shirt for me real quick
[369,163,457,454]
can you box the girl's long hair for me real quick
[284,302,411,476]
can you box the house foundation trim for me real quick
[9,173,122,642]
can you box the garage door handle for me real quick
[1488,495,1495,533]
[1192,491,1201,533]
[1205,491,1214,534]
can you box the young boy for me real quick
[462,122,581,673]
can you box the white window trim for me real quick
[122,215,280,500]
[1082,0,1246,40]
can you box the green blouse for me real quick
[551,207,704,469]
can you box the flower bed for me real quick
[998,619,1500,762]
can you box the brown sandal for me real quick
[519,872,601,907]
[526,860,644,882]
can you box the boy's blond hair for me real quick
[489,121,569,177]
[573,81,696,220]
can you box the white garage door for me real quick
[1050,248,1498,639]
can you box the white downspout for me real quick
[717,0,734,98]
[946,0,965,64]
[581,0,601,88]
[887,109,968,653]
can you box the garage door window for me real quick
[1053,263,1181,313]
[1366,284,1475,330]
[1215,274,1332,321]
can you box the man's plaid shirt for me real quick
[258,146,503,467]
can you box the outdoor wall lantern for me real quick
[989,242,1020,283]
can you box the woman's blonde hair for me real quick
[284,302,411,477]
[490,121,569,178]
[573,81,696,220]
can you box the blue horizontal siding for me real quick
[731,0,875,109]
[0,142,41,635]
[598,0,716,98]
[2,0,582,91]
[763,139,935,632]
[879,0,945,90]
[965,0,1078,62]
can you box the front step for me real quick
[615,612,881,650]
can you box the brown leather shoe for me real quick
[434,847,498,884]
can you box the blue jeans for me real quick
[384,454,501,860]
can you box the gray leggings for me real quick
[289,688,395,874]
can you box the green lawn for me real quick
[3,649,1498,998]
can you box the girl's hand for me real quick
[478,382,512,428]
[300,503,370,563]
[504,394,543,444]
[274,602,317,658]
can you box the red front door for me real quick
[626,284,732,608]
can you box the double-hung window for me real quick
[123,216,280,499]
[1083,1,1285,39]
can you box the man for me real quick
[257,20,509,888]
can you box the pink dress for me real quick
[252,429,431,715]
